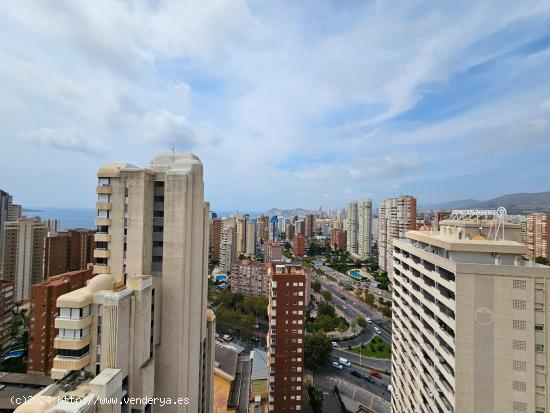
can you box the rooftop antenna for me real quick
[171,142,175,163]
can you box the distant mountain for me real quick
[266,208,315,218]
[420,191,550,214]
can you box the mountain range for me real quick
[420,191,550,214]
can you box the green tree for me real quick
[356,316,367,329]
[381,306,392,318]
[322,290,332,301]
[311,280,322,293]
[536,256,549,265]
[307,386,324,413]
[317,301,336,318]
[315,314,336,332]
[304,332,333,371]
[364,292,375,305]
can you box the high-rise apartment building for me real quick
[358,199,373,259]
[265,241,283,263]
[270,216,279,241]
[0,189,21,274]
[2,217,48,302]
[526,213,550,261]
[295,220,305,236]
[236,216,249,255]
[304,214,315,239]
[210,217,222,262]
[43,229,95,278]
[0,280,15,355]
[293,234,305,257]
[246,219,257,256]
[92,153,214,412]
[378,195,416,275]
[220,218,237,273]
[27,269,94,375]
[391,216,550,413]
[267,263,306,412]
[230,260,269,296]
[285,222,295,241]
[257,215,269,243]
[330,228,346,251]
[346,201,359,255]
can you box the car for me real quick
[371,370,382,378]
[373,326,381,334]
[331,341,338,348]
[341,296,347,301]
[338,357,351,367]
[365,317,372,323]
[363,374,376,383]
[350,370,362,378]
[332,362,343,370]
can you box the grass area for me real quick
[348,336,391,359]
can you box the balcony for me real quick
[95,217,111,226]
[96,202,112,210]
[94,249,111,259]
[55,315,92,330]
[95,233,111,242]
[93,264,110,274]
[54,335,91,350]
[96,185,112,194]
[52,353,91,372]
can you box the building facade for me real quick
[27,269,94,375]
[265,241,282,263]
[220,219,237,273]
[358,199,373,259]
[267,263,306,412]
[92,153,214,412]
[246,220,257,256]
[210,217,222,263]
[2,217,48,302]
[0,280,15,355]
[43,230,95,278]
[230,260,269,296]
[330,228,346,251]
[378,195,416,275]
[392,218,550,413]
[293,234,305,257]
[526,213,550,261]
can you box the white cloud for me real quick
[23,127,104,154]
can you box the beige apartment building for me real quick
[2,217,48,302]
[236,215,249,255]
[391,217,550,413]
[526,213,550,261]
[220,218,237,273]
[346,201,359,255]
[91,153,214,412]
[378,195,416,275]
[358,199,373,259]
[230,259,269,296]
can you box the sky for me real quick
[1,0,550,212]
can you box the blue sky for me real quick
[0,0,550,212]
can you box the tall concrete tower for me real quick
[94,153,213,413]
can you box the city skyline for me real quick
[1,1,550,210]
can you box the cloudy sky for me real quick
[1,0,550,212]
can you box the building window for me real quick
[154,181,165,188]
[513,320,526,330]
[513,381,527,392]
[536,344,545,353]
[58,345,90,359]
[513,300,526,310]
[513,280,527,289]
[513,360,527,372]
[154,196,164,203]
[98,178,110,186]
[513,340,527,351]
[153,226,164,233]
[154,211,164,218]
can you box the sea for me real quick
[25,207,264,230]
[26,207,96,230]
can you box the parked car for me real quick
[365,317,372,323]
[363,374,376,383]
[341,296,347,301]
[331,341,338,348]
[332,362,343,370]
[350,370,362,378]
[371,369,382,378]
[338,357,351,367]
[373,326,381,334]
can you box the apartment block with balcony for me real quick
[526,213,550,261]
[0,280,15,355]
[391,218,550,413]
[230,260,269,296]
[267,263,306,412]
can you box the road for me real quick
[313,272,392,344]
[332,348,391,373]
[315,368,391,413]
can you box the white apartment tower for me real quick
[358,199,373,259]
[392,216,550,413]
[346,201,359,255]
[93,153,214,413]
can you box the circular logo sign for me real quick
[475,307,494,325]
